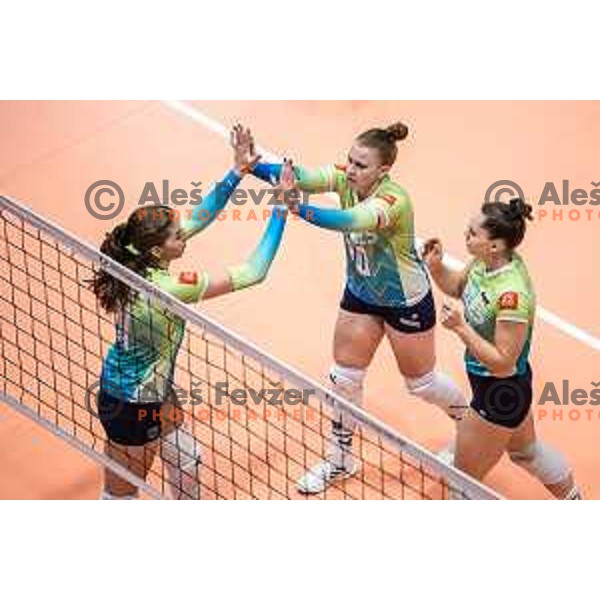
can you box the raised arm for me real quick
[253,162,341,194]
[179,168,242,241]
[269,159,406,233]
[223,205,287,294]
[151,206,287,304]
[180,125,261,241]
[295,197,395,233]
[204,205,288,300]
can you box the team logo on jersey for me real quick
[378,194,396,207]
[178,271,198,285]
[498,291,519,310]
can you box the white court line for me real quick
[162,100,600,353]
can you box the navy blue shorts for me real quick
[468,364,533,429]
[98,390,164,446]
[340,287,436,334]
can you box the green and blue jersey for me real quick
[462,254,535,377]
[101,169,286,403]
[101,267,209,402]
[253,162,431,308]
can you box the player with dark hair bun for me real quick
[423,198,581,499]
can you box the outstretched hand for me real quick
[230,124,261,174]
[272,158,301,214]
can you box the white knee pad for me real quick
[161,426,202,499]
[329,363,365,433]
[405,371,467,420]
[509,441,571,486]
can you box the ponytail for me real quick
[90,206,175,313]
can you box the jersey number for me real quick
[349,242,372,277]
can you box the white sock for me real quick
[161,427,202,500]
[328,364,365,469]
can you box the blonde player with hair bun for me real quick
[251,123,468,493]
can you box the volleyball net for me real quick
[0,195,500,499]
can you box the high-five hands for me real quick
[273,158,301,214]
[231,124,261,175]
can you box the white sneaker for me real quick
[297,458,358,494]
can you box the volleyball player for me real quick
[91,126,288,499]
[251,123,468,493]
[423,197,581,499]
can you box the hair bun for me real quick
[385,122,409,143]
[508,197,533,221]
